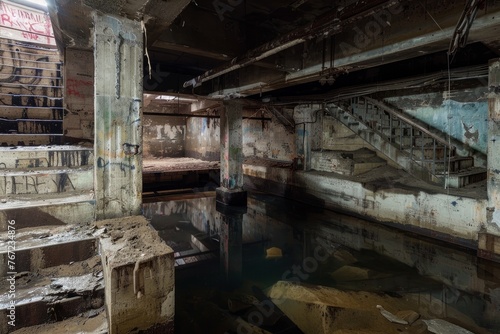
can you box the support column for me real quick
[217,203,245,288]
[216,101,247,206]
[481,58,500,261]
[93,13,143,220]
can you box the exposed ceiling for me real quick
[45,0,500,101]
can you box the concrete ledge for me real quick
[478,233,500,262]
[216,187,247,206]
[96,216,174,334]
[243,163,486,249]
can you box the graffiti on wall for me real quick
[0,173,75,195]
[0,0,56,46]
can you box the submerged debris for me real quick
[395,310,420,325]
[266,247,283,259]
[423,319,475,334]
[376,305,408,325]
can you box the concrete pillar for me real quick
[481,58,500,261]
[217,203,245,287]
[295,104,322,171]
[216,101,247,206]
[93,13,143,220]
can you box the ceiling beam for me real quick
[183,0,400,88]
[201,1,500,98]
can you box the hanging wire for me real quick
[141,20,152,80]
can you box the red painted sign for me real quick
[0,0,55,46]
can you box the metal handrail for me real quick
[362,96,454,150]
[337,97,455,181]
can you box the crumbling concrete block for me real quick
[96,216,174,334]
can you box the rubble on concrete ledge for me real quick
[94,215,175,334]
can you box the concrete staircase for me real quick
[0,145,94,224]
[328,97,487,188]
[0,224,105,333]
[311,148,387,176]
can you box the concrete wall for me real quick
[243,164,486,245]
[243,117,296,161]
[185,117,220,161]
[64,48,94,142]
[185,114,297,162]
[143,116,185,159]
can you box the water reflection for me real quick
[143,192,500,333]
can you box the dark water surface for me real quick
[143,192,500,334]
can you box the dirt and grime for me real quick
[143,157,220,173]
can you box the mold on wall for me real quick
[143,115,186,159]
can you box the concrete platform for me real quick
[242,161,487,250]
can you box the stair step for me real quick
[4,309,107,334]
[0,166,93,196]
[449,156,474,172]
[0,190,94,210]
[442,167,487,188]
[0,223,102,332]
[0,262,104,332]
[0,238,97,276]
[311,148,386,176]
[0,146,93,169]
[0,221,95,248]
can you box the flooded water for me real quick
[143,191,500,334]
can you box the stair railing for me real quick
[345,96,456,178]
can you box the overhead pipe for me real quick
[183,0,401,88]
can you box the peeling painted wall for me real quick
[185,117,220,161]
[386,89,488,154]
[143,115,185,159]
[185,115,297,162]
[243,117,296,161]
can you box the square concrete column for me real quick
[217,203,246,288]
[93,13,143,220]
[481,58,500,261]
[216,101,247,206]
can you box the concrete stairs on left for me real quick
[0,145,95,227]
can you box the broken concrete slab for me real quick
[266,281,490,334]
[267,281,414,333]
[96,215,174,334]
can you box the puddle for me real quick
[144,192,500,334]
